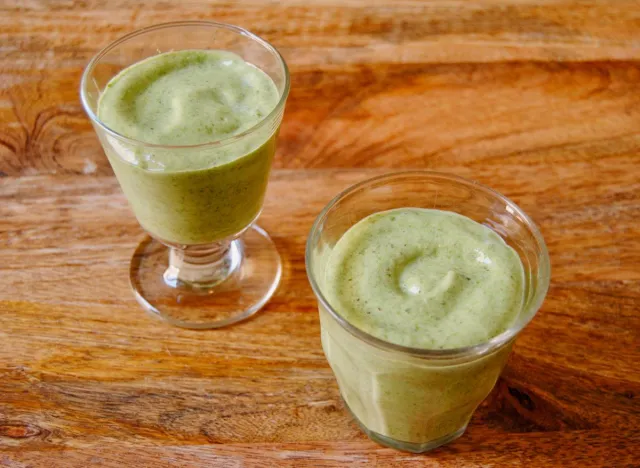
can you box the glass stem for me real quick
[164,241,242,290]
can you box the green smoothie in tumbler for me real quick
[321,208,525,444]
[97,50,280,245]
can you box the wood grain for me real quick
[2,1,640,175]
[3,61,640,175]
[4,432,640,468]
[1,170,639,466]
[1,0,640,466]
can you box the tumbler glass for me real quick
[306,172,550,452]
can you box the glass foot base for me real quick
[343,399,467,453]
[130,225,281,329]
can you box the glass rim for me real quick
[79,20,290,150]
[305,170,551,360]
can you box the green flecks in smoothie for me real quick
[96,50,281,245]
[325,208,525,350]
[98,49,279,170]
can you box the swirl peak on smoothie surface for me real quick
[97,50,279,170]
[324,208,525,350]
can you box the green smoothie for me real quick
[97,50,281,245]
[319,208,525,445]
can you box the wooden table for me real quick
[1,1,639,466]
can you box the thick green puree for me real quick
[325,208,524,349]
[97,50,280,244]
[319,208,525,445]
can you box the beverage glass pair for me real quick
[82,22,550,452]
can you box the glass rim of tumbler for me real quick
[80,20,290,150]
[305,171,551,360]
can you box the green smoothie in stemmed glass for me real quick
[81,22,290,328]
[98,49,280,245]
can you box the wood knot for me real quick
[508,386,535,411]
[0,422,47,439]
